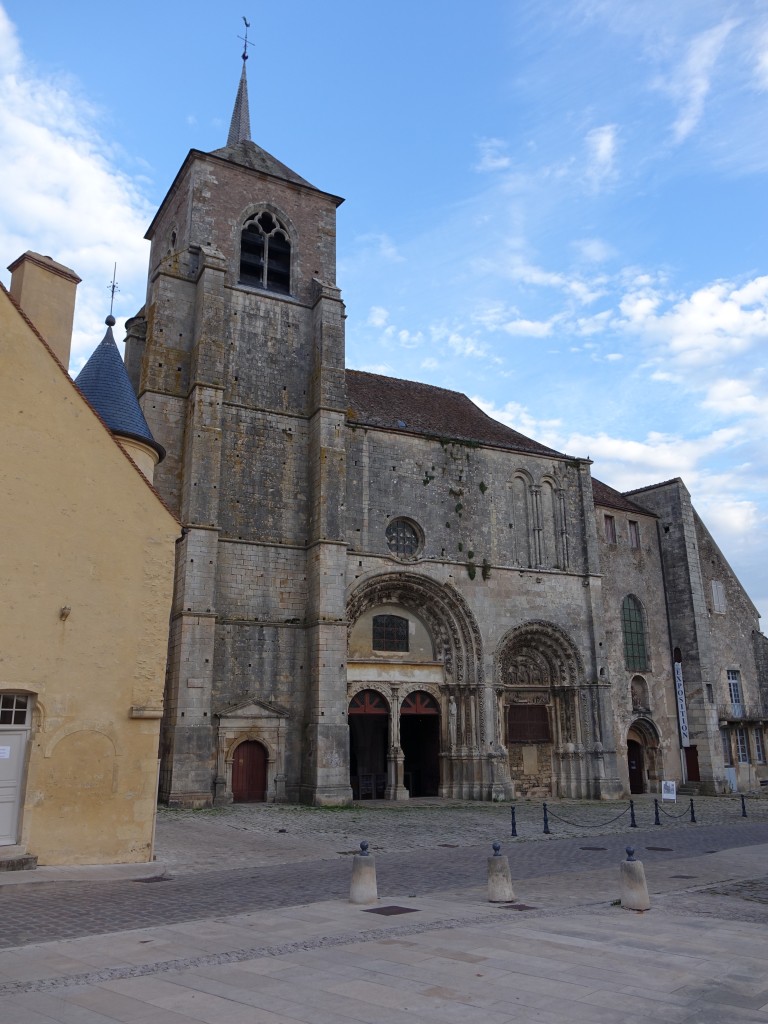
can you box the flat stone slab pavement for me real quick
[1,842,767,1023]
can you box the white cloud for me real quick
[660,19,738,142]
[367,305,389,328]
[584,124,618,189]
[573,237,616,263]
[0,5,153,373]
[617,275,768,369]
[474,137,512,172]
[754,30,768,90]
[501,317,556,338]
[472,397,563,445]
[354,233,404,263]
[397,328,423,348]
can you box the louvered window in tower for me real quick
[240,211,291,294]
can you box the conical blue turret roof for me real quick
[75,318,165,461]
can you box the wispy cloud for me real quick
[658,19,738,142]
[584,124,618,188]
[0,6,152,372]
[474,137,512,172]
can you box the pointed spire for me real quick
[75,316,165,462]
[227,17,252,147]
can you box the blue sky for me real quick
[1,1,766,622]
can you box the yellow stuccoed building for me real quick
[0,253,179,866]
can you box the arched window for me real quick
[372,614,409,652]
[239,211,291,294]
[621,595,648,671]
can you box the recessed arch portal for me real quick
[348,689,390,799]
[400,690,440,797]
[627,718,662,795]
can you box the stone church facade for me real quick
[124,66,768,807]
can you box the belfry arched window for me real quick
[239,211,291,294]
[621,595,648,671]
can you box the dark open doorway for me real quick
[348,690,389,799]
[627,738,644,794]
[400,691,440,797]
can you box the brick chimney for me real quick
[7,252,81,369]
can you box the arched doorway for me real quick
[627,738,644,794]
[232,740,268,802]
[626,720,662,795]
[348,690,389,799]
[400,691,440,797]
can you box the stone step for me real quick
[0,852,38,872]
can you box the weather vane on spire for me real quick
[228,16,253,146]
[106,263,119,327]
[239,16,252,63]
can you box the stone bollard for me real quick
[349,840,378,905]
[487,841,515,902]
[619,846,650,911]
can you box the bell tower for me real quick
[128,39,351,806]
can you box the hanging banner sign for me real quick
[674,661,690,748]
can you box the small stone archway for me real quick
[626,719,662,795]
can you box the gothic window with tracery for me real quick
[239,211,291,293]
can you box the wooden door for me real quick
[232,741,267,802]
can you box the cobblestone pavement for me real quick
[154,793,768,874]
[2,795,768,949]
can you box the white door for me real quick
[0,731,27,845]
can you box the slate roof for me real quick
[75,322,165,461]
[345,369,568,459]
[210,139,316,190]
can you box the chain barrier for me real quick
[509,792,768,838]
[541,801,632,830]
[656,798,693,820]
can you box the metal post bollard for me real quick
[654,798,661,826]
[510,805,517,837]
[629,799,637,828]
[689,798,696,824]
[542,802,550,835]
[741,794,748,818]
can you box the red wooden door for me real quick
[232,741,267,802]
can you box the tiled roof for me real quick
[592,477,656,515]
[75,323,165,461]
[345,369,568,459]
